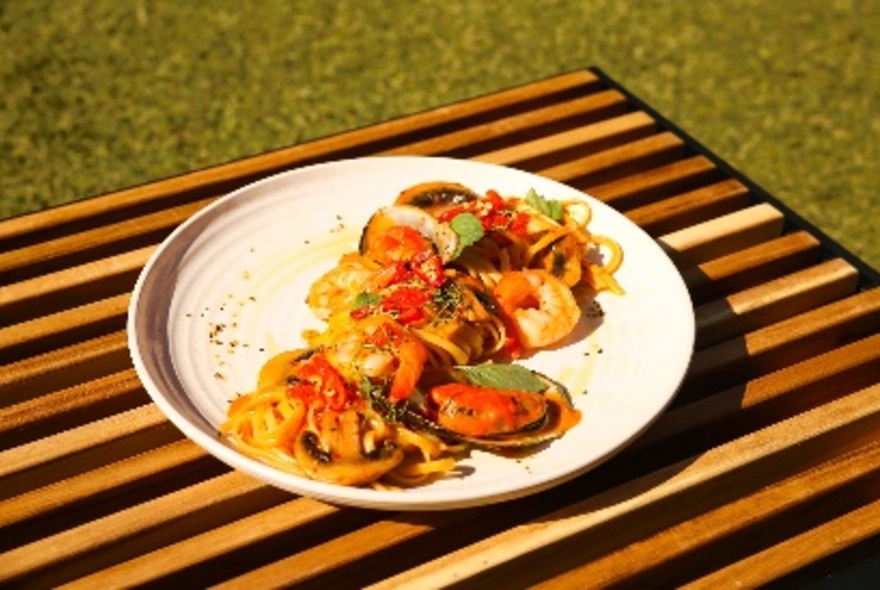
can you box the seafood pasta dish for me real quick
[220,182,624,489]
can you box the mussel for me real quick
[369,369,582,450]
[394,181,479,215]
[359,205,460,262]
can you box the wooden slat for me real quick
[59,498,341,590]
[0,246,153,324]
[682,231,824,304]
[659,203,784,265]
[382,90,630,157]
[588,155,720,208]
[0,405,176,499]
[475,111,656,168]
[0,471,272,588]
[638,333,880,455]
[0,369,147,448]
[535,439,880,588]
[0,293,129,365]
[695,258,859,347]
[682,288,880,400]
[625,178,751,236]
[0,439,206,530]
[0,331,130,404]
[0,198,211,284]
[368,384,880,589]
[0,405,164,476]
[684,488,880,588]
[210,511,466,590]
[539,132,686,187]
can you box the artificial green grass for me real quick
[1,0,877,269]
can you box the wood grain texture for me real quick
[0,369,147,448]
[684,479,880,588]
[370,385,880,589]
[0,246,153,324]
[537,437,880,588]
[475,111,656,168]
[540,131,686,188]
[61,497,339,590]
[637,333,880,454]
[682,231,824,303]
[659,203,784,266]
[625,178,750,235]
[382,90,630,158]
[0,293,129,364]
[694,257,859,347]
[0,471,269,587]
[0,439,205,529]
[0,198,212,284]
[683,289,880,399]
[0,405,168,483]
[0,330,130,404]
[590,155,722,210]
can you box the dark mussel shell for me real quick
[358,205,459,262]
[394,181,479,215]
[369,369,581,450]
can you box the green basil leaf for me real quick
[525,188,563,221]
[455,363,547,392]
[353,291,381,308]
[449,212,485,258]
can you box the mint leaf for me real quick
[455,363,547,392]
[353,291,381,308]
[525,188,563,221]
[449,212,485,258]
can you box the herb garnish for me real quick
[455,363,547,392]
[353,291,382,308]
[432,281,464,321]
[525,188,563,221]
[449,212,485,258]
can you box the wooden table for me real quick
[2,68,879,588]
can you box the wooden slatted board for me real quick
[2,68,879,589]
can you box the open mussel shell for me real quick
[359,205,459,262]
[371,368,581,450]
[394,181,479,215]
[529,369,578,408]
[453,383,581,450]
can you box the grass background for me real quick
[1,0,877,270]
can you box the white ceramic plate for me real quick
[128,156,694,511]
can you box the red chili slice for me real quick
[380,287,431,325]
[411,250,445,288]
[290,353,357,410]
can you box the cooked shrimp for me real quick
[321,314,428,403]
[493,270,581,349]
[307,255,376,320]
[364,225,433,266]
